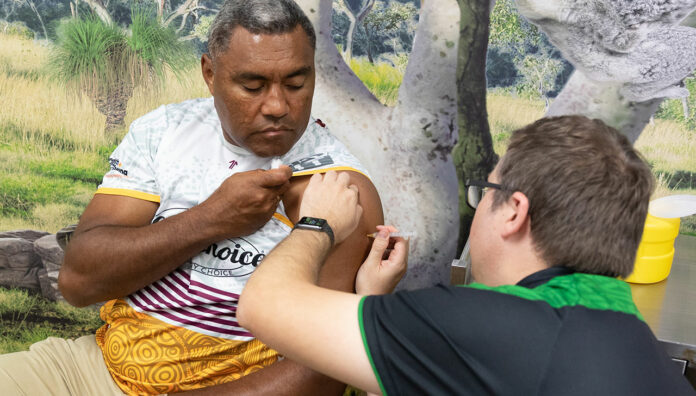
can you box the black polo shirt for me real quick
[359,267,694,395]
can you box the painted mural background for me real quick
[0,0,694,352]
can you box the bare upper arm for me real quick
[283,171,384,292]
[73,193,160,237]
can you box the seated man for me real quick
[238,116,694,395]
[0,1,382,395]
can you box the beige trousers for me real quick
[0,335,125,395]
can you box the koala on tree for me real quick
[515,0,696,101]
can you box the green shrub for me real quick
[0,174,77,217]
[0,20,34,40]
[682,215,696,236]
[27,159,105,185]
[50,10,197,131]
[1,122,78,152]
[655,77,696,130]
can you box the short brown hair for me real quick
[492,116,654,277]
[207,0,316,59]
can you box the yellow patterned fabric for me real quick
[96,299,279,395]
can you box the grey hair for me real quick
[207,0,316,58]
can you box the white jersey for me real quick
[98,97,369,340]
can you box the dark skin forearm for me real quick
[59,167,292,307]
[60,198,226,307]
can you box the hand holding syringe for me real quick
[359,225,410,295]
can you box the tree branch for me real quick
[82,0,112,24]
[24,0,48,39]
[163,0,197,27]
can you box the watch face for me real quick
[299,217,327,228]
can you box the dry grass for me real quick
[635,119,696,174]
[487,92,696,175]
[1,34,210,152]
[124,71,210,129]
[487,92,545,155]
[0,35,107,151]
[0,34,46,74]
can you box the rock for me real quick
[0,238,41,269]
[0,238,42,290]
[34,234,63,268]
[34,234,65,301]
[0,267,42,290]
[56,224,77,251]
[0,229,50,243]
[38,268,64,302]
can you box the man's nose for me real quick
[261,84,289,119]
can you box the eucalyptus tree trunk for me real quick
[340,0,375,60]
[297,0,462,289]
[451,0,498,253]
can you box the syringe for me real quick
[366,232,417,239]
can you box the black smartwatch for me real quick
[294,217,335,247]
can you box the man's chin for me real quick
[247,142,293,158]
[247,134,302,157]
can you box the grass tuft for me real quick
[0,289,102,354]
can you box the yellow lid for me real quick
[624,214,680,284]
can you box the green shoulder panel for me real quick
[462,273,644,321]
[358,296,389,396]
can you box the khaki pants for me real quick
[0,335,125,395]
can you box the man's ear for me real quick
[201,54,215,96]
[500,191,530,238]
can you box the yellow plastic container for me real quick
[624,214,680,284]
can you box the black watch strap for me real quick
[293,217,335,246]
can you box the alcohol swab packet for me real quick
[271,157,284,169]
[366,231,417,239]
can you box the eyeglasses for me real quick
[465,180,504,209]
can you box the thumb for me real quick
[365,229,390,265]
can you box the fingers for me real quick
[297,171,362,244]
[355,204,363,226]
[375,225,399,234]
[365,228,391,265]
[308,171,323,185]
[260,166,292,187]
[386,238,409,267]
[355,228,409,295]
[336,171,350,187]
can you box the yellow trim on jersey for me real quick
[95,187,161,203]
[273,213,294,228]
[292,166,369,179]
